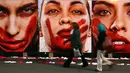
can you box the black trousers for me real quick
[63,49,88,67]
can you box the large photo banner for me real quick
[0,0,39,52]
[0,0,129,54]
[39,0,92,53]
[92,0,130,53]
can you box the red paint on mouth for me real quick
[57,28,72,38]
[107,30,130,53]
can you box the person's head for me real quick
[72,22,79,30]
[0,0,38,52]
[41,0,90,51]
[97,24,106,33]
[92,0,130,52]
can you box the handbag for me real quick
[73,48,81,57]
[103,36,112,50]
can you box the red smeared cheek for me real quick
[78,19,86,26]
[78,19,88,43]
[25,16,37,42]
[92,18,101,27]
[92,19,101,35]
[0,28,6,41]
[80,25,88,33]
[46,18,54,38]
[45,18,71,51]
[92,26,98,35]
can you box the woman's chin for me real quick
[0,46,25,52]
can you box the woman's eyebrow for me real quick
[18,3,37,9]
[0,4,9,13]
[70,1,83,6]
[46,1,60,5]
[94,1,114,7]
[124,2,130,7]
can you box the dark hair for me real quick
[72,22,79,30]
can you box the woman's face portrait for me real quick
[0,0,38,52]
[41,0,90,52]
[93,0,130,52]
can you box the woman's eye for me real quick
[71,10,84,15]
[18,7,36,17]
[24,7,35,12]
[0,7,8,18]
[127,11,130,15]
[46,9,59,14]
[95,10,111,16]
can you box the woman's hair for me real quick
[72,22,79,30]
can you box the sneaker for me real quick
[94,69,102,72]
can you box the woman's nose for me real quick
[110,19,126,32]
[59,15,71,25]
[6,15,19,36]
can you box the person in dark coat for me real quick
[63,22,88,67]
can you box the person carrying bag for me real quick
[93,18,114,72]
[73,46,82,57]
[63,22,88,68]
[103,36,113,50]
